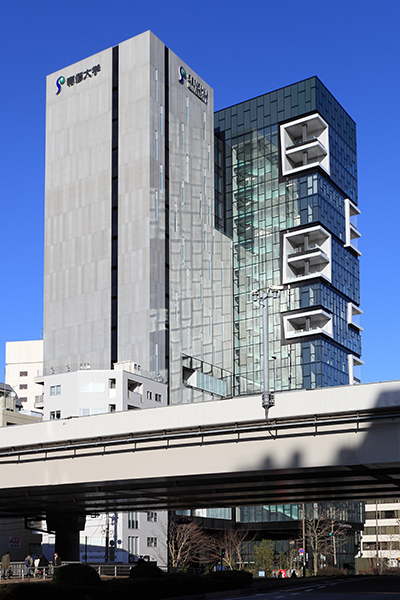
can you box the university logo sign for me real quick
[178,66,208,104]
[56,64,101,95]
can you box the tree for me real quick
[252,539,274,576]
[168,519,216,571]
[220,529,253,570]
[305,505,332,575]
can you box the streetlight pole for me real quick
[253,285,285,418]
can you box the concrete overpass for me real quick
[1,379,400,520]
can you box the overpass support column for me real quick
[46,513,86,561]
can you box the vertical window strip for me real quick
[186,96,189,126]
[186,269,189,298]
[203,168,206,195]
[203,111,206,140]
[186,154,189,182]
[175,292,178,320]
[212,230,215,255]
[203,225,207,250]
[208,144,210,170]
[200,332,203,361]
[174,203,177,232]
[208,252,211,280]
[155,343,158,377]
[181,123,184,151]
[200,276,203,304]
[181,236,185,265]
[160,106,163,135]
[208,197,211,225]
[181,180,184,207]
[209,308,211,335]
[221,260,223,286]
[213,283,216,309]
[155,68,158,101]
[160,164,163,192]
[155,190,158,221]
[199,192,202,219]
[221,314,224,342]
[213,340,216,366]
[155,130,158,160]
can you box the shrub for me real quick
[316,566,346,577]
[129,560,166,579]
[205,569,253,590]
[52,562,101,587]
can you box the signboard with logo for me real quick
[56,65,101,95]
[9,536,21,548]
[178,66,208,104]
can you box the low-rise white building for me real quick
[359,500,400,569]
[5,340,44,413]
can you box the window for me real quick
[155,130,158,160]
[19,384,28,390]
[128,512,139,529]
[155,190,158,221]
[19,371,28,377]
[147,537,157,548]
[50,385,61,396]
[109,404,116,413]
[79,382,105,393]
[50,411,61,420]
[128,536,139,556]
[155,393,162,402]
[147,511,157,522]
[19,397,27,403]
[109,379,116,389]
[154,68,158,101]
[147,391,152,400]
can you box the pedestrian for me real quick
[1,552,10,579]
[24,553,33,576]
[52,552,61,567]
[34,554,40,577]
[38,554,49,578]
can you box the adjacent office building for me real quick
[40,30,363,566]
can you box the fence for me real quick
[1,561,133,581]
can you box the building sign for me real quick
[178,66,208,104]
[56,64,101,95]
[9,536,21,548]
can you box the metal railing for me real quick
[1,561,133,581]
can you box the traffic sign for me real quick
[299,548,304,555]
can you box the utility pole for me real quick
[105,512,110,563]
[302,502,306,577]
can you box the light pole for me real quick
[253,285,285,418]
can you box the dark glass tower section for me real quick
[215,77,362,395]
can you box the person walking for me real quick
[52,552,61,573]
[38,554,49,578]
[34,555,40,578]
[24,553,33,577]
[1,552,10,579]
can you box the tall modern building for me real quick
[44,30,232,405]
[41,31,363,565]
[214,78,362,395]
[44,32,361,405]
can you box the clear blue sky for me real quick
[1,0,399,384]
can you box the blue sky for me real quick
[1,0,399,384]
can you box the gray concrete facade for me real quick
[44,31,233,405]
